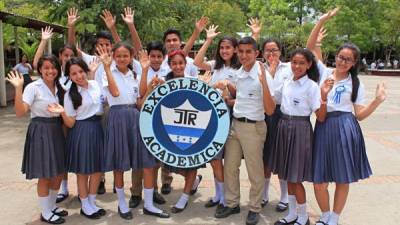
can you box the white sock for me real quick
[39,196,57,220]
[60,180,68,194]
[81,197,96,215]
[49,189,58,211]
[175,193,189,209]
[319,211,331,224]
[144,188,162,213]
[279,180,288,203]
[216,181,225,206]
[88,194,101,211]
[328,212,339,225]
[212,179,220,203]
[297,203,308,224]
[191,175,201,190]
[282,195,297,222]
[263,178,270,201]
[115,187,129,213]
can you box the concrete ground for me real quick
[0,75,399,225]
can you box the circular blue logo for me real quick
[139,78,230,168]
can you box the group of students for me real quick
[6,6,386,225]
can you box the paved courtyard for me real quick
[0,75,399,225]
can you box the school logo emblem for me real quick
[140,78,230,168]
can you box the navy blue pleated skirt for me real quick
[268,114,313,183]
[22,117,66,179]
[313,111,372,183]
[103,104,157,172]
[263,105,282,165]
[66,115,103,174]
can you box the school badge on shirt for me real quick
[140,78,230,168]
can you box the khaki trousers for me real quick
[224,119,267,213]
[130,166,173,196]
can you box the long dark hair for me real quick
[214,36,241,70]
[112,42,137,78]
[37,54,65,105]
[337,43,360,102]
[64,57,90,110]
[290,48,320,83]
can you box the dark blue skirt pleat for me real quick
[263,105,282,165]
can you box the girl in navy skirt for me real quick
[7,55,68,224]
[99,42,168,220]
[269,49,333,225]
[143,50,203,214]
[47,57,105,220]
[261,38,293,212]
[307,9,387,225]
[193,25,240,210]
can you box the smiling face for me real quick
[113,46,133,71]
[169,54,186,77]
[237,43,258,69]
[263,41,281,64]
[164,33,181,53]
[149,50,165,71]
[39,60,59,83]
[59,48,75,69]
[335,48,356,74]
[68,64,88,87]
[219,40,236,62]
[290,53,312,79]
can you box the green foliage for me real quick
[18,39,39,61]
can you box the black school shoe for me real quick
[153,191,166,204]
[40,213,65,224]
[97,179,106,195]
[80,209,101,220]
[143,207,170,218]
[95,208,106,216]
[161,184,172,195]
[129,195,142,208]
[246,211,260,225]
[205,199,219,208]
[214,205,240,218]
[118,207,133,220]
[171,202,188,214]
[56,193,69,203]
[51,207,68,217]
[274,217,298,225]
[276,201,288,212]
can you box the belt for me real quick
[234,117,257,123]
[281,114,310,121]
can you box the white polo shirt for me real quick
[64,80,103,120]
[22,79,61,118]
[318,61,366,112]
[102,65,140,106]
[279,75,321,116]
[161,56,198,78]
[233,62,274,121]
[264,61,293,104]
[206,60,238,85]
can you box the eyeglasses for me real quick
[264,49,280,55]
[336,55,354,65]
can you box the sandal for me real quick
[40,213,65,224]
[276,201,288,212]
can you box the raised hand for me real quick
[41,26,53,40]
[319,7,339,23]
[195,16,209,32]
[205,24,221,40]
[199,71,212,83]
[97,46,112,68]
[317,27,328,44]
[214,80,228,90]
[375,82,386,103]
[100,9,116,29]
[88,57,100,74]
[47,103,64,114]
[247,17,262,35]
[121,7,134,25]
[6,71,24,88]
[138,50,150,69]
[321,78,334,99]
[67,7,80,26]
[258,62,268,87]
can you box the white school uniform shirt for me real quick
[59,71,72,91]
[13,63,32,74]
[278,75,321,116]
[64,80,103,120]
[233,62,275,121]
[317,61,366,112]
[102,65,140,106]
[206,60,238,85]
[22,78,61,118]
[144,66,168,84]
[161,56,199,78]
[264,61,293,104]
